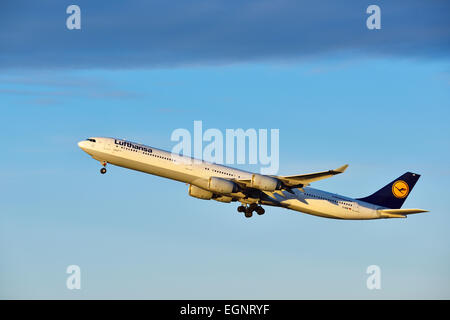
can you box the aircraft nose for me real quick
[78,140,88,150]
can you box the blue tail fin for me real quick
[357,172,421,209]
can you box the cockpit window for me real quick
[86,138,96,142]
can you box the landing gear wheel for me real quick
[237,206,246,213]
[256,207,265,215]
[100,167,107,174]
[244,210,253,218]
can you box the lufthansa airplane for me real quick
[78,137,428,220]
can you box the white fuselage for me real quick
[78,137,384,220]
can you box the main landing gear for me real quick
[237,203,265,218]
[100,161,107,174]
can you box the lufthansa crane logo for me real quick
[392,180,409,198]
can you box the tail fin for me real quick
[357,172,421,209]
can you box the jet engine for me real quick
[188,185,213,200]
[208,177,239,194]
[250,174,282,191]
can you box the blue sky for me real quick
[1,1,449,299]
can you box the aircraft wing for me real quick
[233,164,348,193]
[275,164,349,187]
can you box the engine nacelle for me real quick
[250,174,282,191]
[188,185,213,200]
[208,177,239,194]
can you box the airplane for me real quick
[78,137,428,220]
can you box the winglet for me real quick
[335,164,349,173]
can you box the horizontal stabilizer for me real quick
[378,208,429,215]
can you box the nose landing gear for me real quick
[100,161,107,174]
[237,204,265,218]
